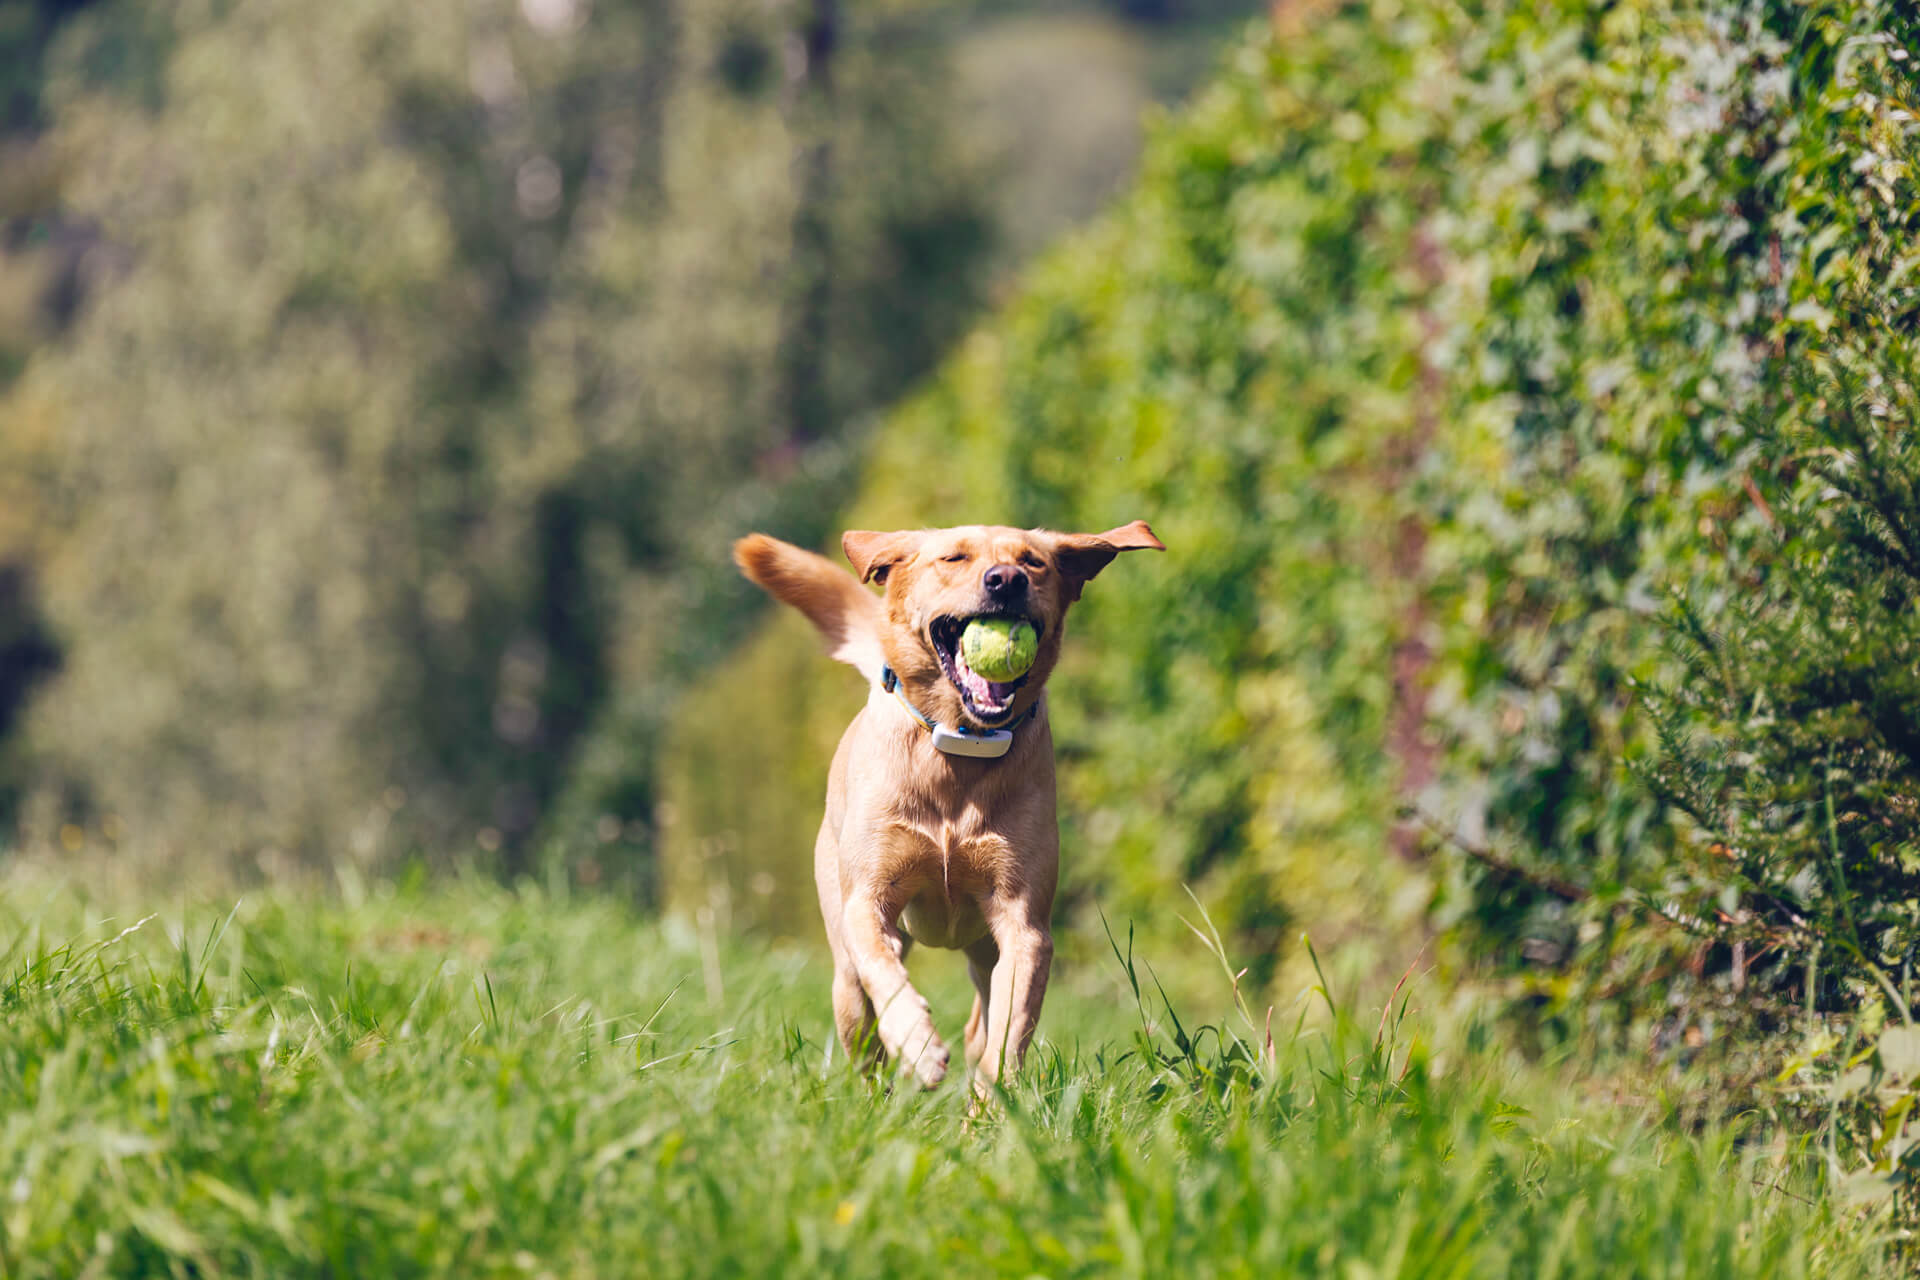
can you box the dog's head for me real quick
[842,521,1163,730]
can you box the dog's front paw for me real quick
[901,1033,949,1089]
[880,1003,948,1088]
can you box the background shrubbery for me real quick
[670,0,1920,1077]
[6,0,1920,1204]
[0,0,1255,882]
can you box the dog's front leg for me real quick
[974,906,1053,1093]
[841,893,950,1088]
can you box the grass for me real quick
[0,869,1894,1278]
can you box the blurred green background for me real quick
[10,0,1920,1248]
[6,0,1920,1092]
[0,0,1260,893]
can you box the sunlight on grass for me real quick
[0,870,1892,1276]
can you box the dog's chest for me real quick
[900,889,988,949]
[888,815,1013,949]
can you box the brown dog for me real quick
[733,521,1163,1090]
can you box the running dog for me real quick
[733,520,1163,1089]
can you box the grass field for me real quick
[0,869,1892,1278]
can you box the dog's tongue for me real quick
[955,655,1016,713]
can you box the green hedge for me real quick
[671,0,1920,1042]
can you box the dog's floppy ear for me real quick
[1050,520,1164,599]
[842,529,922,585]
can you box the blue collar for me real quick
[880,665,1038,759]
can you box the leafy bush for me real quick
[1627,4,1920,1207]
[671,0,1920,1062]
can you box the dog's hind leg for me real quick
[831,965,880,1067]
[962,935,998,1074]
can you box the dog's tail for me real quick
[733,534,887,684]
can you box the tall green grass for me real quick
[0,871,1891,1276]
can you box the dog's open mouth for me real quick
[928,614,1040,725]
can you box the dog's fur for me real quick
[733,521,1163,1089]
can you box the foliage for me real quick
[10,0,1920,1214]
[670,4,1444,960]
[0,0,1254,879]
[1625,4,1920,1213]
[668,0,1920,1065]
[1779,994,1920,1226]
[0,869,1890,1277]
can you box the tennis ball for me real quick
[960,617,1037,681]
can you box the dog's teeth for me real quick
[946,642,1017,719]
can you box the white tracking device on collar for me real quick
[930,722,1015,758]
[880,664,1026,759]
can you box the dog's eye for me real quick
[1018,552,1045,571]
[941,553,967,564]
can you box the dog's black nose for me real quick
[982,564,1028,600]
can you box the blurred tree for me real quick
[0,564,59,832]
[777,0,838,451]
[1,0,102,130]
[0,0,105,844]
[0,0,1261,887]
[0,0,999,884]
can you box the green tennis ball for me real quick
[960,617,1037,681]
